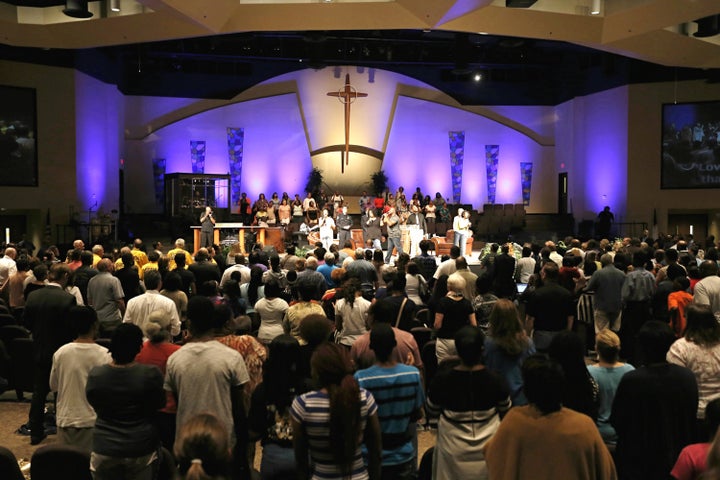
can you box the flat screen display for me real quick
[0,85,38,186]
[662,100,720,189]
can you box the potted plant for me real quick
[370,169,388,197]
[304,167,323,197]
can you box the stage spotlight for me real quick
[63,0,93,18]
[473,73,483,82]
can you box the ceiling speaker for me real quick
[694,15,720,38]
[63,0,93,18]
[505,0,538,7]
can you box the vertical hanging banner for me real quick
[227,127,245,212]
[520,162,533,206]
[448,131,465,204]
[151,158,166,206]
[485,145,499,204]
[190,140,206,174]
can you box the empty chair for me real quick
[503,204,514,216]
[415,308,431,328]
[8,337,34,400]
[30,444,92,480]
[0,314,17,327]
[0,446,24,480]
[11,307,24,325]
[410,326,433,351]
[157,446,177,480]
[0,305,10,315]
[0,325,30,347]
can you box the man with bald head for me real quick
[87,259,125,336]
[0,246,17,287]
[694,260,720,321]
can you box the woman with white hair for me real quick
[434,273,476,363]
[135,310,181,451]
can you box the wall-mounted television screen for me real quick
[0,85,38,186]
[662,100,720,189]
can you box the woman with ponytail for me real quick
[175,413,231,480]
[291,343,382,480]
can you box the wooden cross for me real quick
[327,74,368,173]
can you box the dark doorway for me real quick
[558,173,568,214]
[0,215,28,244]
[668,214,707,246]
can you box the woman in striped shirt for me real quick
[291,343,382,480]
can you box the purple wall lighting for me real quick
[190,140,206,174]
[520,162,533,206]
[485,145,500,204]
[448,131,465,204]
[227,127,244,212]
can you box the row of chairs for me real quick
[0,325,112,401]
[0,444,176,480]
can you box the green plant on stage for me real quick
[370,169,388,197]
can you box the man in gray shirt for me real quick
[382,206,402,263]
[87,259,125,337]
[586,253,626,333]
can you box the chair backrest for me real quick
[0,446,24,480]
[410,326,432,350]
[30,444,92,480]
[9,338,34,393]
[0,304,10,314]
[414,308,431,328]
[421,340,438,393]
[0,314,17,327]
[157,446,177,480]
[0,325,30,346]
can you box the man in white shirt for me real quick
[50,306,110,453]
[220,254,251,289]
[123,270,180,337]
[0,246,17,287]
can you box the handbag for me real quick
[395,297,408,328]
[417,275,431,303]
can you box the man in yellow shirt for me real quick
[131,238,149,268]
[167,238,193,271]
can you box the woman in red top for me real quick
[135,310,181,451]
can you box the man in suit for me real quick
[335,205,353,248]
[24,263,77,445]
[405,203,427,257]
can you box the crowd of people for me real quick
[2,224,720,479]
[233,186,473,260]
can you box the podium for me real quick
[192,224,284,254]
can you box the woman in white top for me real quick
[255,280,289,344]
[240,266,265,316]
[667,303,720,419]
[334,279,371,347]
[452,208,472,256]
[405,261,428,306]
[318,209,336,251]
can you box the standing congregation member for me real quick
[485,355,616,480]
[86,324,166,479]
[24,263,77,445]
[355,323,424,480]
[291,343,382,480]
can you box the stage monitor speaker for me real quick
[505,0,538,7]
